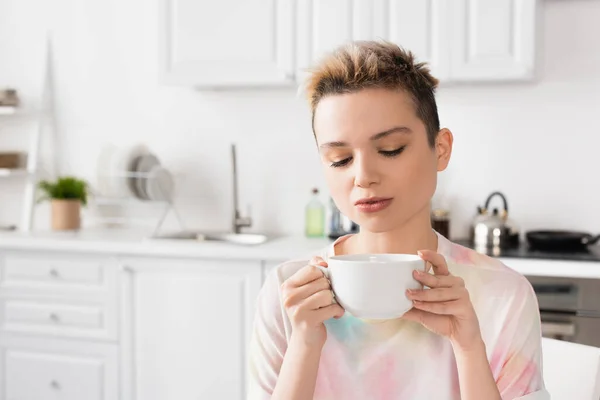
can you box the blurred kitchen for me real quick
[0,0,599,399]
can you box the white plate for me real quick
[127,155,145,200]
[146,165,174,202]
[113,144,150,198]
[134,154,160,200]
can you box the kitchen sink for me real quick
[151,230,270,245]
[150,144,270,246]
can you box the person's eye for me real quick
[379,146,406,158]
[330,157,352,168]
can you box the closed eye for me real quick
[330,157,352,168]
[329,146,406,168]
[379,146,406,157]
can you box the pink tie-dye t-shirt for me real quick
[248,233,549,400]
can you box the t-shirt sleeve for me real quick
[489,276,550,400]
[247,268,288,400]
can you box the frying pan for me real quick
[526,230,600,252]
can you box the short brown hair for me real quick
[305,40,440,147]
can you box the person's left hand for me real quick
[402,250,483,352]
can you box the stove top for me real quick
[453,239,600,263]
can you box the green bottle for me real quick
[305,188,325,238]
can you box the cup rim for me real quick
[328,253,422,263]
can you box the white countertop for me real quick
[0,228,331,262]
[498,257,600,280]
[1,228,599,279]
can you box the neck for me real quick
[340,205,438,255]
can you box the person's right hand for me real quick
[281,256,345,349]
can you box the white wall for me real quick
[1,0,599,240]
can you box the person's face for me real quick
[313,88,452,233]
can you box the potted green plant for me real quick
[37,176,89,230]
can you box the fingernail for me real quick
[417,251,424,257]
[415,270,423,276]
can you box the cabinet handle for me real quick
[49,268,59,278]
[541,321,576,338]
[49,313,60,323]
[50,380,61,390]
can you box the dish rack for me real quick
[89,169,186,236]
[0,34,185,235]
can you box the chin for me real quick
[353,217,400,234]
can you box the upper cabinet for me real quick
[386,0,451,82]
[448,0,537,81]
[295,0,388,82]
[160,0,295,87]
[160,0,538,88]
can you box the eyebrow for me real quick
[318,126,412,149]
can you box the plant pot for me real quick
[51,199,81,231]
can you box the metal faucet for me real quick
[231,143,252,233]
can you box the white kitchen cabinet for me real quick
[296,0,537,85]
[0,335,118,400]
[0,251,119,341]
[160,0,538,88]
[0,297,115,341]
[160,0,295,87]
[296,0,389,83]
[0,251,118,297]
[448,0,538,81]
[387,0,451,81]
[119,257,262,400]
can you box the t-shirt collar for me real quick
[326,230,451,259]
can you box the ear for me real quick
[435,128,453,172]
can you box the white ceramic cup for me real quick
[322,254,426,319]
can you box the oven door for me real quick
[528,275,600,347]
[540,311,600,348]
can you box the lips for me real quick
[354,197,393,213]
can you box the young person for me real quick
[248,40,548,400]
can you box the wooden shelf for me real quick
[0,34,55,233]
[0,106,45,119]
[0,106,17,115]
[0,168,30,177]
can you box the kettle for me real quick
[470,191,520,250]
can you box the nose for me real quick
[353,154,380,188]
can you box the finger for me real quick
[401,307,425,323]
[314,303,345,322]
[412,299,461,315]
[412,270,464,288]
[302,289,335,310]
[402,308,438,326]
[283,277,331,307]
[406,287,465,302]
[418,250,449,276]
[310,256,327,267]
[285,264,326,288]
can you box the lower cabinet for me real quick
[119,257,263,400]
[0,249,271,400]
[0,335,118,400]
